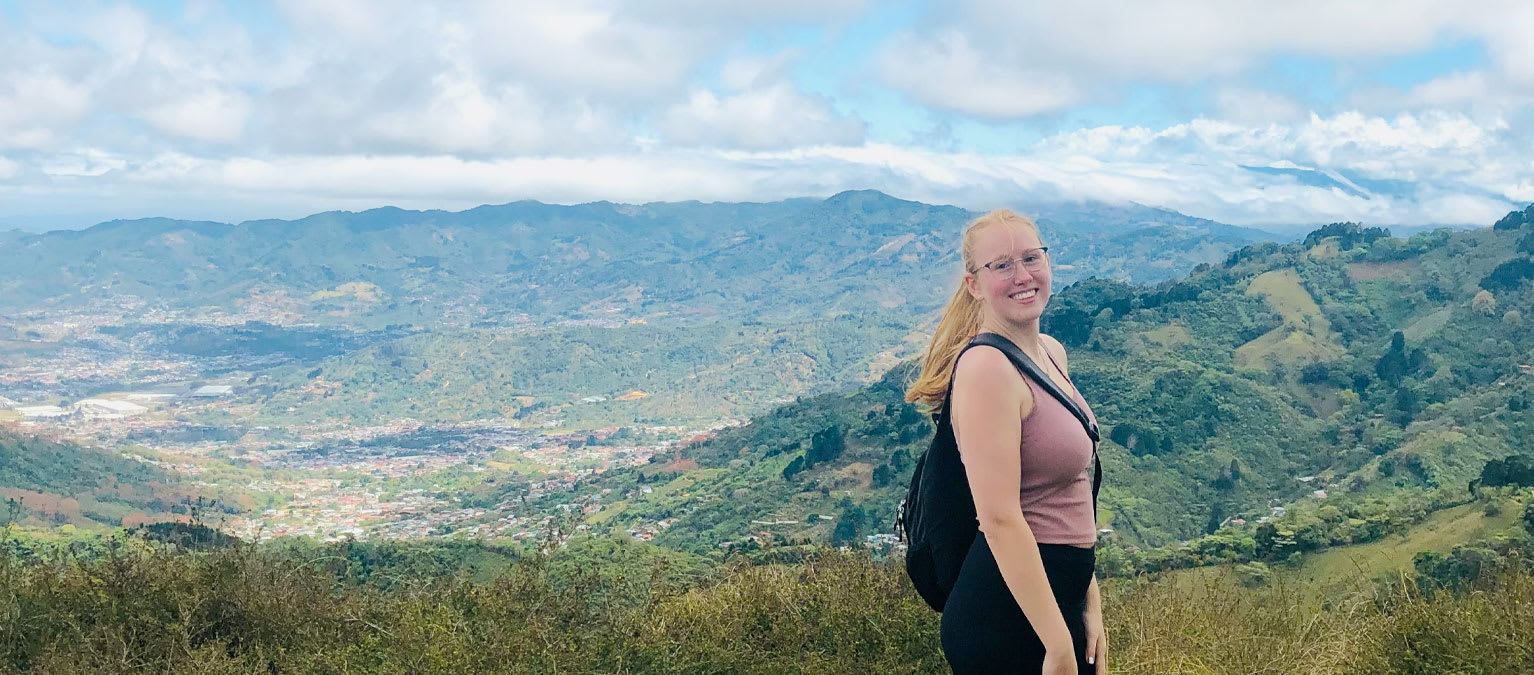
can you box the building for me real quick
[16,405,68,419]
[73,399,149,419]
[124,392,178,402]
[192,385,234,397]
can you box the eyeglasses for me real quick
[979,247,1049,276]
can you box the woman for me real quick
[906,209,1106,674]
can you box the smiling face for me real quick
[963,218,1051,330]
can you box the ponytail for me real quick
[905,283,983,412]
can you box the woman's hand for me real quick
[1084,576,1107,674]
[1043,644,1078,675]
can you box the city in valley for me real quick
[0,300,732,545]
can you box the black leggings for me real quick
[940,535,1096,674]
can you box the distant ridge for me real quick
[0,191,1265,320]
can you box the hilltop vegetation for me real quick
[3,526,1532,674]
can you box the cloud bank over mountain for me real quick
[2,1,1531,230]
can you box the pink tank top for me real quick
[1018,354,1098,546]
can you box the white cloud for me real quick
[40,149,127,177]
[1404,72,1491,107]
[947,0,1462,81]
[657,52,865,149]
[141,89,250,143]
[881,0,1534,121]
[0,70,92,149]
[621,0,869,26]
[6,110,1521,229]
[880,29,1080,118]
[1,1,1532,232]
[1215,89,1308,125]
[657,85,865,149]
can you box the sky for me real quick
[2,0,1533,231]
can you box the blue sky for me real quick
[1,0,1532,231]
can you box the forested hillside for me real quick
[0,431,217,529]
[542,206,1534,553]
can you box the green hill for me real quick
[0,431,216,530]
[518,206,1534,552]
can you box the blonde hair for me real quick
[905,209,1042,412]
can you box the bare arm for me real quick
[1086,573,1101,615]
[951,347,1073,654]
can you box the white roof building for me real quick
[74,399,149,419]
[192,385,234,397]
[124,392,178,401]
[16,405,68,418]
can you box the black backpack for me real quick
[896,332,1102,613]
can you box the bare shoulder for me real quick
[953,344,1021,392]
[953,344,1033,412]
[952,344,1033,434]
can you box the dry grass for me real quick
[3,537,1532,674]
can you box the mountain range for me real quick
[2,191,1271,428]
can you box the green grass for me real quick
[1402,306,1454,342]
[1166,497,1527,594]
[585,500,629,526]
[1235,269,1345,370]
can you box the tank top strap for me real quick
[1042,350,1082,401]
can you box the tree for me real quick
[871,464,894,488]
[1493,209,1527,231]
[781,455,806,480]
[1519,229,1534,255]
[1044,307,1094,347]
[1376,332,1410,385]
[1478,454,1534,488]
[1300,362,1332,384]
[805,426,845,466]
[1472,290,1497,316]
[1235,562,1271,588]
[1480,258,1534,293]
[830,497,865,547]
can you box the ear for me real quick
[962,272,981,299]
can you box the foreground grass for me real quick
[3,535,1532,674]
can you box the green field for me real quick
[1168,495,1529,592]
[1234,268,1345,370]
[1295,498,1525,585]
